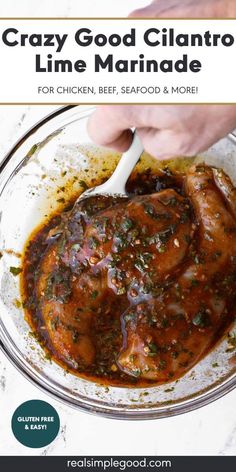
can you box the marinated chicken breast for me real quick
[23,164,236,385]
[118,165,236,380]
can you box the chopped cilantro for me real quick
[91,290,98,299]
[192,309,211,328]
[79,180,88,190]
[10,266,22,276]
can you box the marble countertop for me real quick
[0,0,236,458]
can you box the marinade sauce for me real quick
[21,165,236,387]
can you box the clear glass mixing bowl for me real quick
[0,105,236,419]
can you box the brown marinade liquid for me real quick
[21,166,236,387]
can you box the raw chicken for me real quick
[36,164,236,383]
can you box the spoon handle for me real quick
[104,131,144,195]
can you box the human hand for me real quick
[88,0,236,160]
[129,0,236,19]
[88,105,236,160]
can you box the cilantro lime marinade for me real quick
[21,165,236,387]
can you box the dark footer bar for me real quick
[0,456,236,472]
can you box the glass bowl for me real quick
[0,105,236,420]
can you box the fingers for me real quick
[88,105,134,151]
[88,104,180,152]
[137,127,195,160]
[87,105,197,159]
[87,104,236,160]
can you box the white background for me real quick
[0,18,236,103]
[0,0,236,457]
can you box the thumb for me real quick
[87,106,133,152]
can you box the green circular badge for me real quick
[11,400,60,448]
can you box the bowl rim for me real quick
[0,104,236,420]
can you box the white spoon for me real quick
[76,131,144,203]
